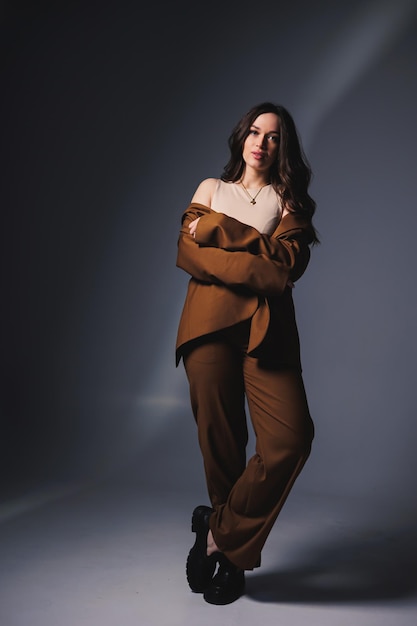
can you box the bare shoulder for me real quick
[190,177,219,206]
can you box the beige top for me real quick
[211,179,282,235]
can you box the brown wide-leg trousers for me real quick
[183,321,314,571]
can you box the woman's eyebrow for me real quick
[250,124,279,134]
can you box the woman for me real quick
[175,102,319,605]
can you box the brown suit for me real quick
[176,203,315,367]
[176,203,315,570]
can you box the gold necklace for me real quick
[240,182,266,205]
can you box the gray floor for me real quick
[1,478,416,626]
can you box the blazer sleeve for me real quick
[176,205,309,296]
[193,207,313,283]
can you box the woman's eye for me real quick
[268,134,279,142]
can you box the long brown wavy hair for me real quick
[221,102,319,244]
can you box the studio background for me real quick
[2,0,417,517]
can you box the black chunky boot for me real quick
[186,505,217,593]
[203,553,245,605]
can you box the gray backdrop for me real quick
[2,0,417,511]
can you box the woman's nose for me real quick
[256,135,267,148]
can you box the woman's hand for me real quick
[189,217,201,238]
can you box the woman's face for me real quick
[242,112,280,175]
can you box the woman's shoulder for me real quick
[191,178,220,206]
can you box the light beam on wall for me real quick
[295,0,417,150]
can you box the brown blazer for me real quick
[175,203,315,367]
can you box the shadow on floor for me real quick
[246,522,417,604]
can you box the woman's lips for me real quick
[252,151,265,160]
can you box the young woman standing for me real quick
[176,102,319,605]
